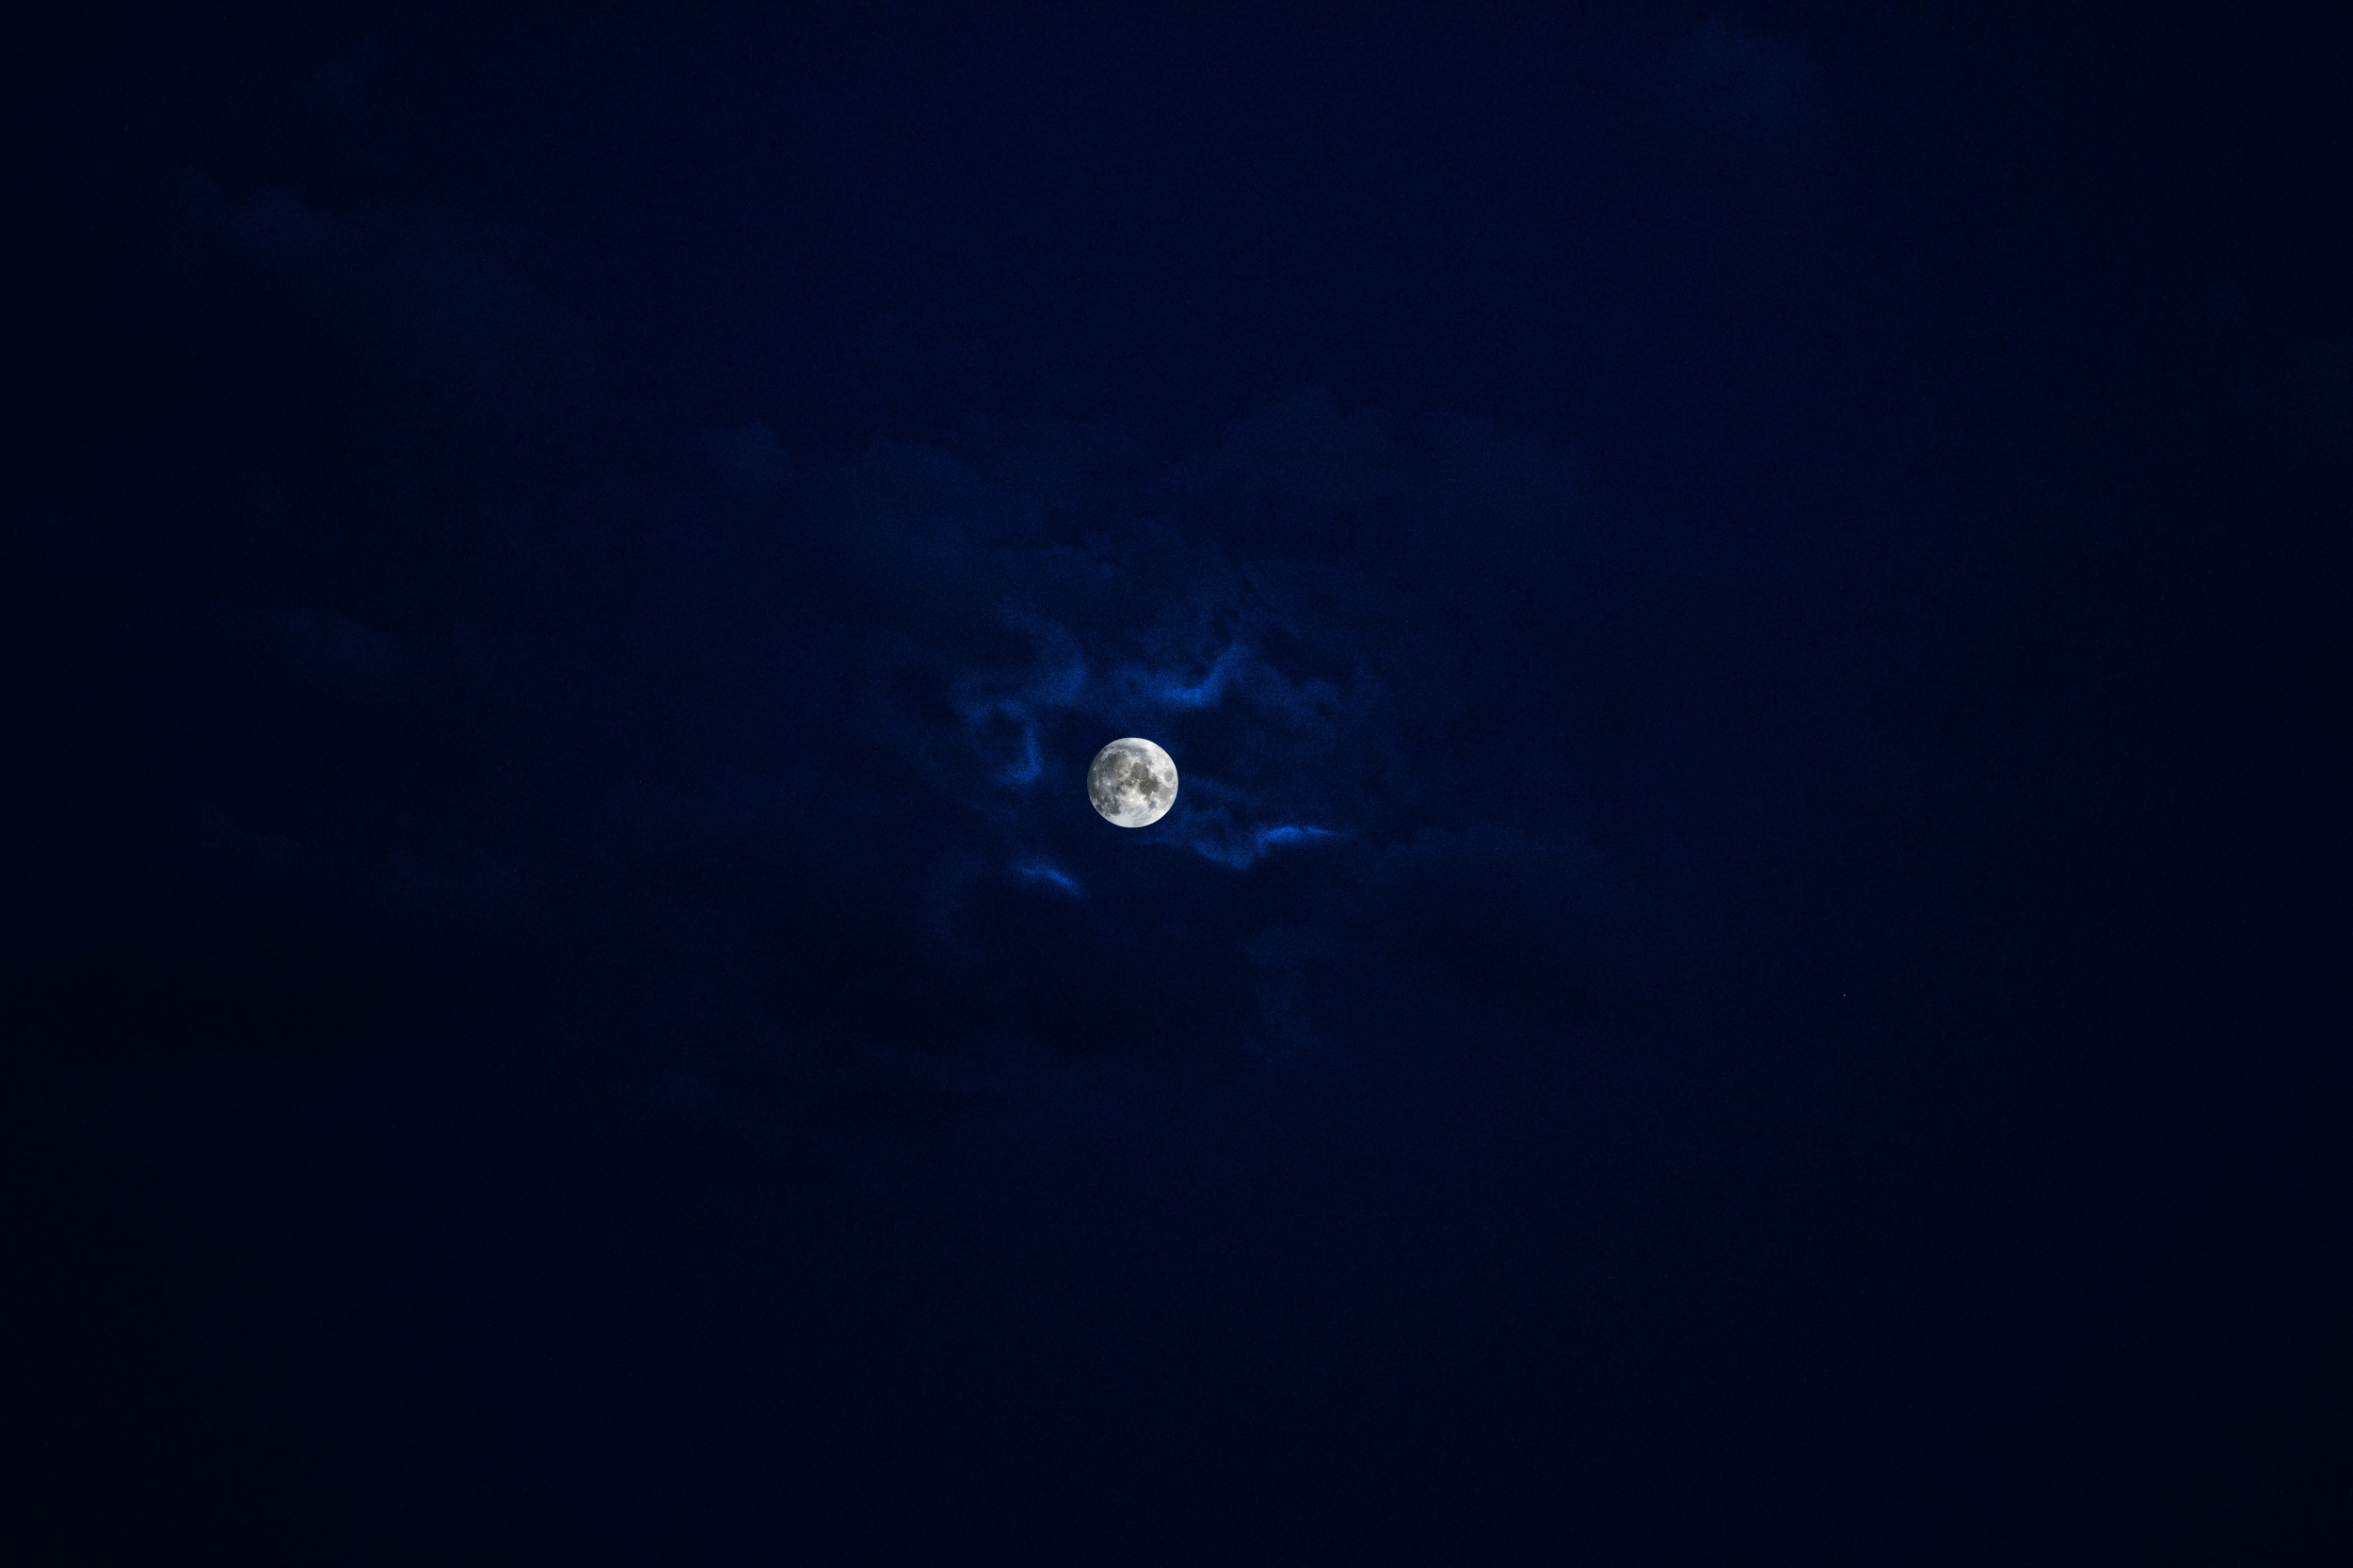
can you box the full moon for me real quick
[1087,737,1178,827]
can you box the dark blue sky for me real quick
[8,4,2345,1561]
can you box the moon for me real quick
[1087,737,1178,827]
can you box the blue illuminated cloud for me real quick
[1107,639,1249,711]
[913,588,1386,876]
[835,412,1442,886]
[1176,823,1344,871]
[1014,860,1083,897]
[956,697,1045,785]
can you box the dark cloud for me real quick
[12,28,1739,1152]
[13,232,1708,1126]
[1633,12,1830,200]
[167,171,595,433]
[13,11,2345,1562]
[884,412,1672,872]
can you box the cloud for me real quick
[699,419,797,489]
[1014,859,1083,897]
[208,602,409,696]
[168,172,593,425]
[1666,14,1820,144]
[24,115,1705,1121]
[1634,13,1830,200]
[633,394,1710,1102]
[841,466,1397,876]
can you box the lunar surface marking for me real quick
[1087,737,1178,827]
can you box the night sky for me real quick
[8,4,2346,1561]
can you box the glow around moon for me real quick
[1087,737,1178,827]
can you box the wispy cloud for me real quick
[1013,860,1083,897]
